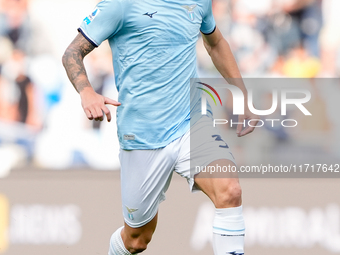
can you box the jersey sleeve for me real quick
[78,0,124,47]
[200,0,216,35]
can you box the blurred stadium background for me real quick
[0,0,340,254]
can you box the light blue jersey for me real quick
[79,0,216,150]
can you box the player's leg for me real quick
[194,159,245,255]
[109,146,178,254]
[109,214,158,254]
[175,116,245,254]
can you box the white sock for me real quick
[212,206,245,255]
[108,227,136,255]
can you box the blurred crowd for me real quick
[0,0,339,175]
[198,0,340,77]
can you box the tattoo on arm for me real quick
[62,33,95,93]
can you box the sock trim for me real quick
[109,227,133,255]
[213,226,245,232]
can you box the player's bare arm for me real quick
[62,33,94,93]
[62,33,121,122]
[202,27,259,137]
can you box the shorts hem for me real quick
[123,196,165,228]
[119,123,190,150]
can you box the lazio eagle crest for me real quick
[126,206,138,220]
[182,4,197,21]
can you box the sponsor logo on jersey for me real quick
[124,134,135,140]
[143,11,157,18]
[84,8,101,25]
[182,4,197,21]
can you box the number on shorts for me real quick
[212,135,229,148]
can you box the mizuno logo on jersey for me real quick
[227,252,244,255]
[143,11,157,18]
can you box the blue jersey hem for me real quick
[119,123,190,150]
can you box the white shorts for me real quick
[119,116,236,228]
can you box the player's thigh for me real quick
[119,148,176,228]
[175,116,238,193]
[194,159,242,208]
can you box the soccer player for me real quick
[62,0,258,254]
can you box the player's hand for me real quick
[80,87,121,122]
[236,107,259,137]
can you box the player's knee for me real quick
[215,182,242,208]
